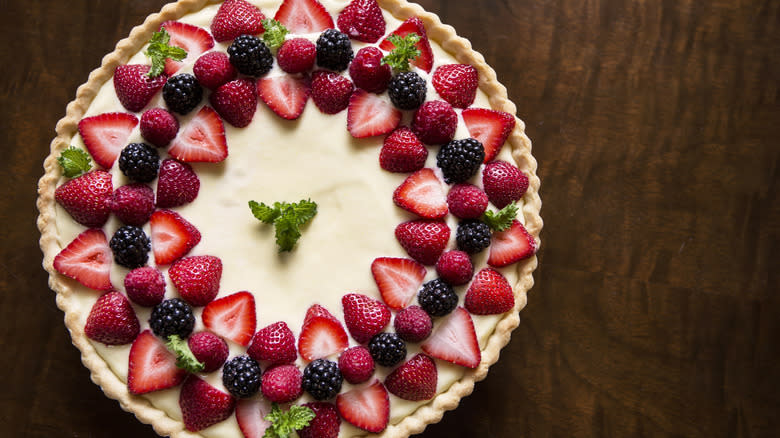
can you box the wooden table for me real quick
[1,0,777,436]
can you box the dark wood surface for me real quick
[1,0,778,436]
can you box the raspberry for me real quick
[188,331,229,373]
[379,127,428,173]
[118,143,159,183]
[124,266,165,307]
[388,71,426,110]
[222,355,262,398]
[261,364,303,403]
[349,47,391,93]
[435,250,474,286]
[247,321,297,365]
[393,306,432,343]
[227,34,273,77]
[338,346,375,384]
[303,359,343,400]
[107,183,155,226]
[109,225,150,269]
[482,160,530,209]
[140,108,179,147]
[162,73,203,115]
[277,38,317,74]
[367,332,406,367]
[311,70,354,114]
[412,100,457,145]
[456,219,491,254]
[447,183,489,219]
[315,29,353,71]
[418,278,457,317]
[193,51,238,90]
[149,298,195,339]
[436,138,485,183]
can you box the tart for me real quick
[37,0,542,437]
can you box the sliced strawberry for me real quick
[210,0,265,42]
[392,168,448,219]
[78,112,138,169]
[371,257,426,310]
[160,21,215,76]
[487,220,537,267]
[257,74,311,120]
[335,379,389,433]
[202,291,256,346]
[149,209,201,265]
[461,108,516,163]
[55,170,113,228]
[179,375,236,432]
[169,106,228,162]
[53,228,112,291]
[236,397,273,438]
[347,89,401,138]
[336,0,385,44]
[342,293,391,344]
[274,0,334,33]
[379,17,434,73]
[298,304,349,361]
[84,291,140,345]
[128,330,187,394]
[421,307,481,368]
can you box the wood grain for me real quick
[1,0,778,437]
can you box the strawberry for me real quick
[149,209,201,265]
[261,364,303,403]
[84,291,140,345]
[446,183,489,219]
[342,293,391,344]
[210,0,265,42]
[54,170,113,227]
[392,168,448,219]
[432,64,479,108]
[128,330,187,394]
[379,127,428,173]
[274,0,334,34]
[336,0,385,43]
[464,268,515,315]
[169,255,223,306]
[298,304,349,361]
[348,46,391,93]
[435,250,474,286]
[236,397,273,438]
[371,257,426,310]
[394,219,450,265]
[168,106,228,162]
[108,183,155,226]
[482,160,529,208]
[299,402,341,438]
[347,89,401,138]
[461,108,516,163]
[188,331,229,373]
[53,228,113,291]
[384,353,437,401]
[338,346,375,384]
[310,70,354,114]
[160,21,215,76]
[77,112,138,169]
[210,78,257,128]
[336,379,389,433]
[179,375,236,432]
[202,291,256,346]
[257,74,311,120]
[247,321,297,365]
[379,17,434,73]
[193,51,238,90]
[277,38,317,74]
[140,108,179,147]
[113,64,168,112]
[124,266,166,307]
[155,158,200,208]
[487,220,537,267]
[421,307,481,368]
[411,100,457,145]
[393,305,432,343]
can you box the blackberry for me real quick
[456,219,492,254]
[436,138,485,183]
[149,298,195,338]
[228,35,273,77]
[368,333,406,367]
[302,359,343,400]
[222,355,262,398]
[315,29,353,71]
[388,72,426,110]
[163,74,203,115]
[118,143,159,183]
[418,279,458,317]
[109,225,150,268]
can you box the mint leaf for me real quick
[249,200,281,224]
[482,202,519,231]
[261,19,289,50]
[165,335,205,373]
[145,28,187,77]
[274,214,302,252]
[57,146,92,178]
[290,199,318,226]
[249,199,318,252]
[381,33,421,71]
[263,403,315,438]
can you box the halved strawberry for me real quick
[487,220,537,267]
[128,330,187,394]
[210,0,266,42]
[347,89,401,138]
[379,17,434,73]
[371,257,426,310]
[274,0,334,33]
[202,291,256,346]
[392,168,448,219]
[298,304,349,361]
[421,307,481,368]
[257,74,311,120]
[78,112,138,169]
[179,375,236,432]
[168,106,228,162]
[149,209,201,265]
[236,397,273,438]
[461,108,516,163]
[335,379,389,433]
[53,228,112,291]
[160,21,215,76]
[336,0,385,43]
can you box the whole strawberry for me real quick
[482,160,529,208]
[311,70,354,114]
[107,183,155,226]
[55,170,113,227]
[156,158,200,208]
[412,100,458,145]
[140,108,179,147]
[338,346,375,384]
[464,268,515,314]
[337,0,386,43]
[124,266,165,307]
[247,321,297,365]
[384,353,437,401]
[113,64,168,112]
[169,255,222,306]
[179,375,236,432]
[298,402,341,438]
[188,331,229,373]
[342,294,391,344]
[349,47,391,93]
[432,64,478,108]
[84,291,140,345]
[193,51,238,90]
[210,0,265,42]
[379,127,428,173]
[277,38,317,74]
[394,219,450,265]
[210,78,257,128]
[261,364,303,403]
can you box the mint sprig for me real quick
[263,403,315,438]
[249,199,318,252]
[261,19,289,50]
[482,202,519,232]
[145,28,187,77]
[57,146,92,178]
[381,33,421,71]
[165,335,205,373]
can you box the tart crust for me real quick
[36,0,542,436]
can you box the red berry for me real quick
[338,346,375,384]
[299,402,341,438]
[202,291,256,346]
[160,21,215,76]
[342,293,391,344]
[379,17,433,73]
[140,108,179,147]
[336,380,389,433]
[394,219,450,266]
[487,220,537,268]
[149,209,201,265]
[336,0,386,43]
[274,0,334,34]
[55,170,113,227]
[84,291,140,345]
[421,307,481,368]
[124,266,165,307]
[311,71,354,114]
[482,160,529,208]
[462,108,516,163]
[168,106,228,163]
[392,168,448,219]
[393,305,432,343]
[349,47,391,93]
[261,364,303,403]
[77,112,138,169]
[347,89,401,138]
[277,38,317,73]
[179,375,236,432]
[411,100,457,145]
[210,78,257,128]
[371,257,426,310]
[298,304,349,361]
[379,127,428,173]
[464,268,515,315]
[384,353,437,401]
[169,255,222,306]
[447,183,489,219]
[128,330,186,394]
[113,64,167,112]
[257,74,311,120]
[156,158,200,208]
[247,321,297,365]
[53,229,113,291]
[107,183,155,226]
[435,250,474,286]
[188,331,229,373]
[432,64,479,108]
[193,51,238,90]
[210,0,265,42]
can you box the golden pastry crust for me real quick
[36,1,542,437]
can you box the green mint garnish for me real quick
[57,146,92,178]
[165,335,205,373]
[381,33,421,71]
[249,199,318,252]
[261,19,289,50]
[482,202,519,232]
[263,403,315,438]
[145,28,187,77]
